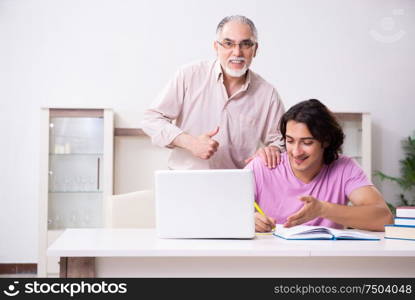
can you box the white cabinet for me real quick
[38,108,113,277]
[334,112,371,180]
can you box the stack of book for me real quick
[385,206,415,241]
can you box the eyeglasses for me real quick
[216,40,256,50]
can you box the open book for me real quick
[273,225,380,240]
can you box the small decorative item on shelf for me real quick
[64,143,71,154]
[54,144,65,154]
[375,133,415,215]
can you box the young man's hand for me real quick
[284,196,325,227]
[255,212,276,232]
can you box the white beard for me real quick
[223,64,248,78]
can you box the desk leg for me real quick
[60,257,95,278]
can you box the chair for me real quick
[106,190,155,228]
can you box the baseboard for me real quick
[0,264,37,274]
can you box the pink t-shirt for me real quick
[245,152,372,229]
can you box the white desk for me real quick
[47,228,415,278]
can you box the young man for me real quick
[141,15,285,170]
[246,99,393,232]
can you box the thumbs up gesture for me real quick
[190,126,220,159]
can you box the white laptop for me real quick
[155,169,255,239]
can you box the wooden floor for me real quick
[0,274,36,278]
[0,263,37,277]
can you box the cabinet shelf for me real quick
[49,153,103,156]
[48,191,103,194]
[334,112,371,179]
[346,155,362,159]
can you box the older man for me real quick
[141,15,285,169]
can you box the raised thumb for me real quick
[206,126,219,138]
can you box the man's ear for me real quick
[213,40,218,54]
[253,43,258,57]
[323,141,329,148]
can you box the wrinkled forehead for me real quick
[218,21,255,41]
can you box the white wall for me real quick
[0,0,414,263]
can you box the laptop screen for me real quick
[155,169,255,239]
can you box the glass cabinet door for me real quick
[48,116,104,229]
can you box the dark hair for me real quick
[279,99,344,165]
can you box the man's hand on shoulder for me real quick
[173,127,220,160]
[245,145,281,168]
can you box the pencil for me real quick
[254,201,266,216]
[254,201,276,231]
